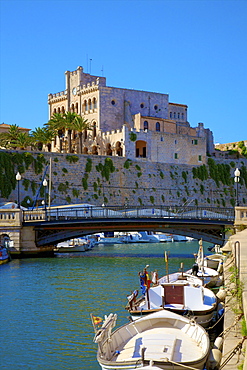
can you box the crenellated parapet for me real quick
[78,80,100,95]
[48,90,67,103]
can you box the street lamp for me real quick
[43,178,48,219]
[16,172,21,208]
[234,168,240,206]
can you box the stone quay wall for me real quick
[0,150,246,209]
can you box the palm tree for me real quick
[46,113,66,152]
[62,111,78,153]
[73,116,91,154]
[0,124,20,149]
[31,127,55,151]
[14,132,33,150]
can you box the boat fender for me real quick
[215,276,223,287]
[217,261,223,274]
[214,336,223,351]
[216,289,227,303]
[206,348,222,370]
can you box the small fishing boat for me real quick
[127,279,217,328]
[0,246,11,264]
[55,237,95,252]
[93,310,210,370]
[204,253,225,270]
[186,239,220,287]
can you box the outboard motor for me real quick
[192,263,199,276]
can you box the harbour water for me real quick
[1,240,212,369]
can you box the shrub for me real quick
[66,155,79,163]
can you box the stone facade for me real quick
[48,66,214,166]
[2,150,245,209]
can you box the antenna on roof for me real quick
[90,59,92,74]
[101,65,104,77]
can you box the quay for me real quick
[221,227,247,370]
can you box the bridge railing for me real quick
[22,205,235,222]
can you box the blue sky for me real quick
[1,0,246,144]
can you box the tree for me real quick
[14,132,33,150]
[31,127,55,151]
[0,124,20,149]
[46,113,66,152]
[73,115,91,154]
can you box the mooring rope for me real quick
[219,336,246,369]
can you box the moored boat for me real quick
[204,253,225,270]
[55,237,95,252]
[127,279,217,328]
[0,246,11,264]
[93,310,210,370]
[186,239,220,287]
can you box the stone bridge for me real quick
[0,204,244,257]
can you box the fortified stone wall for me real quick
[0,150,246,209]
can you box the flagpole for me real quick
[165,251,169,282]
[90,313,97,333]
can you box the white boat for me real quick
[158,271,203,285]
[119,232,142,243]
[120,232,160,243]
[186,239,220,287]
[96,233,124,245]
[172,235,188,242]
[138,231,160,243]
[155,233,173,242]
[55,237,94,252]
[127,276,217,327]
[0,246,11,264]
[204,253,225,270]
[93,310,210,370]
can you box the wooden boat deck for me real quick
[115,326,204,363]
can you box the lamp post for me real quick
[234,168,240,206]
[16,172,21,208]
[43,178,48,220]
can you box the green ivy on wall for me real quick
[66,155,79,163]
[96,158,115,181]
[0,151,47,199]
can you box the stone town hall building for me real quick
[48,66,214,165]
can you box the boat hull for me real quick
[96,311,209,370]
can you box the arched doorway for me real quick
[116,141,123,156]
[92,145,98,155]
[106,143,112,156]
[136,140,147,158]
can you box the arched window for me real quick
[71,104,75,112]
[182,113,184,120]
[116,142,123,156]
[58,107,61,113]
[156,122,160,131]
[83,147,88,154]
[144,121,148,131]
[93,122,96,138]
[84,129,87,141]
[53,108,57,114]
[136,140,147,158]
[92,145,98,155]
[93,97,97,110]
[173,112,176,119]
[106,143,112,156]
[84,100,88,112]
[61,106,65,114]
[170,112,172,119]
[76,102,78,113]
[89,99,92,110]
